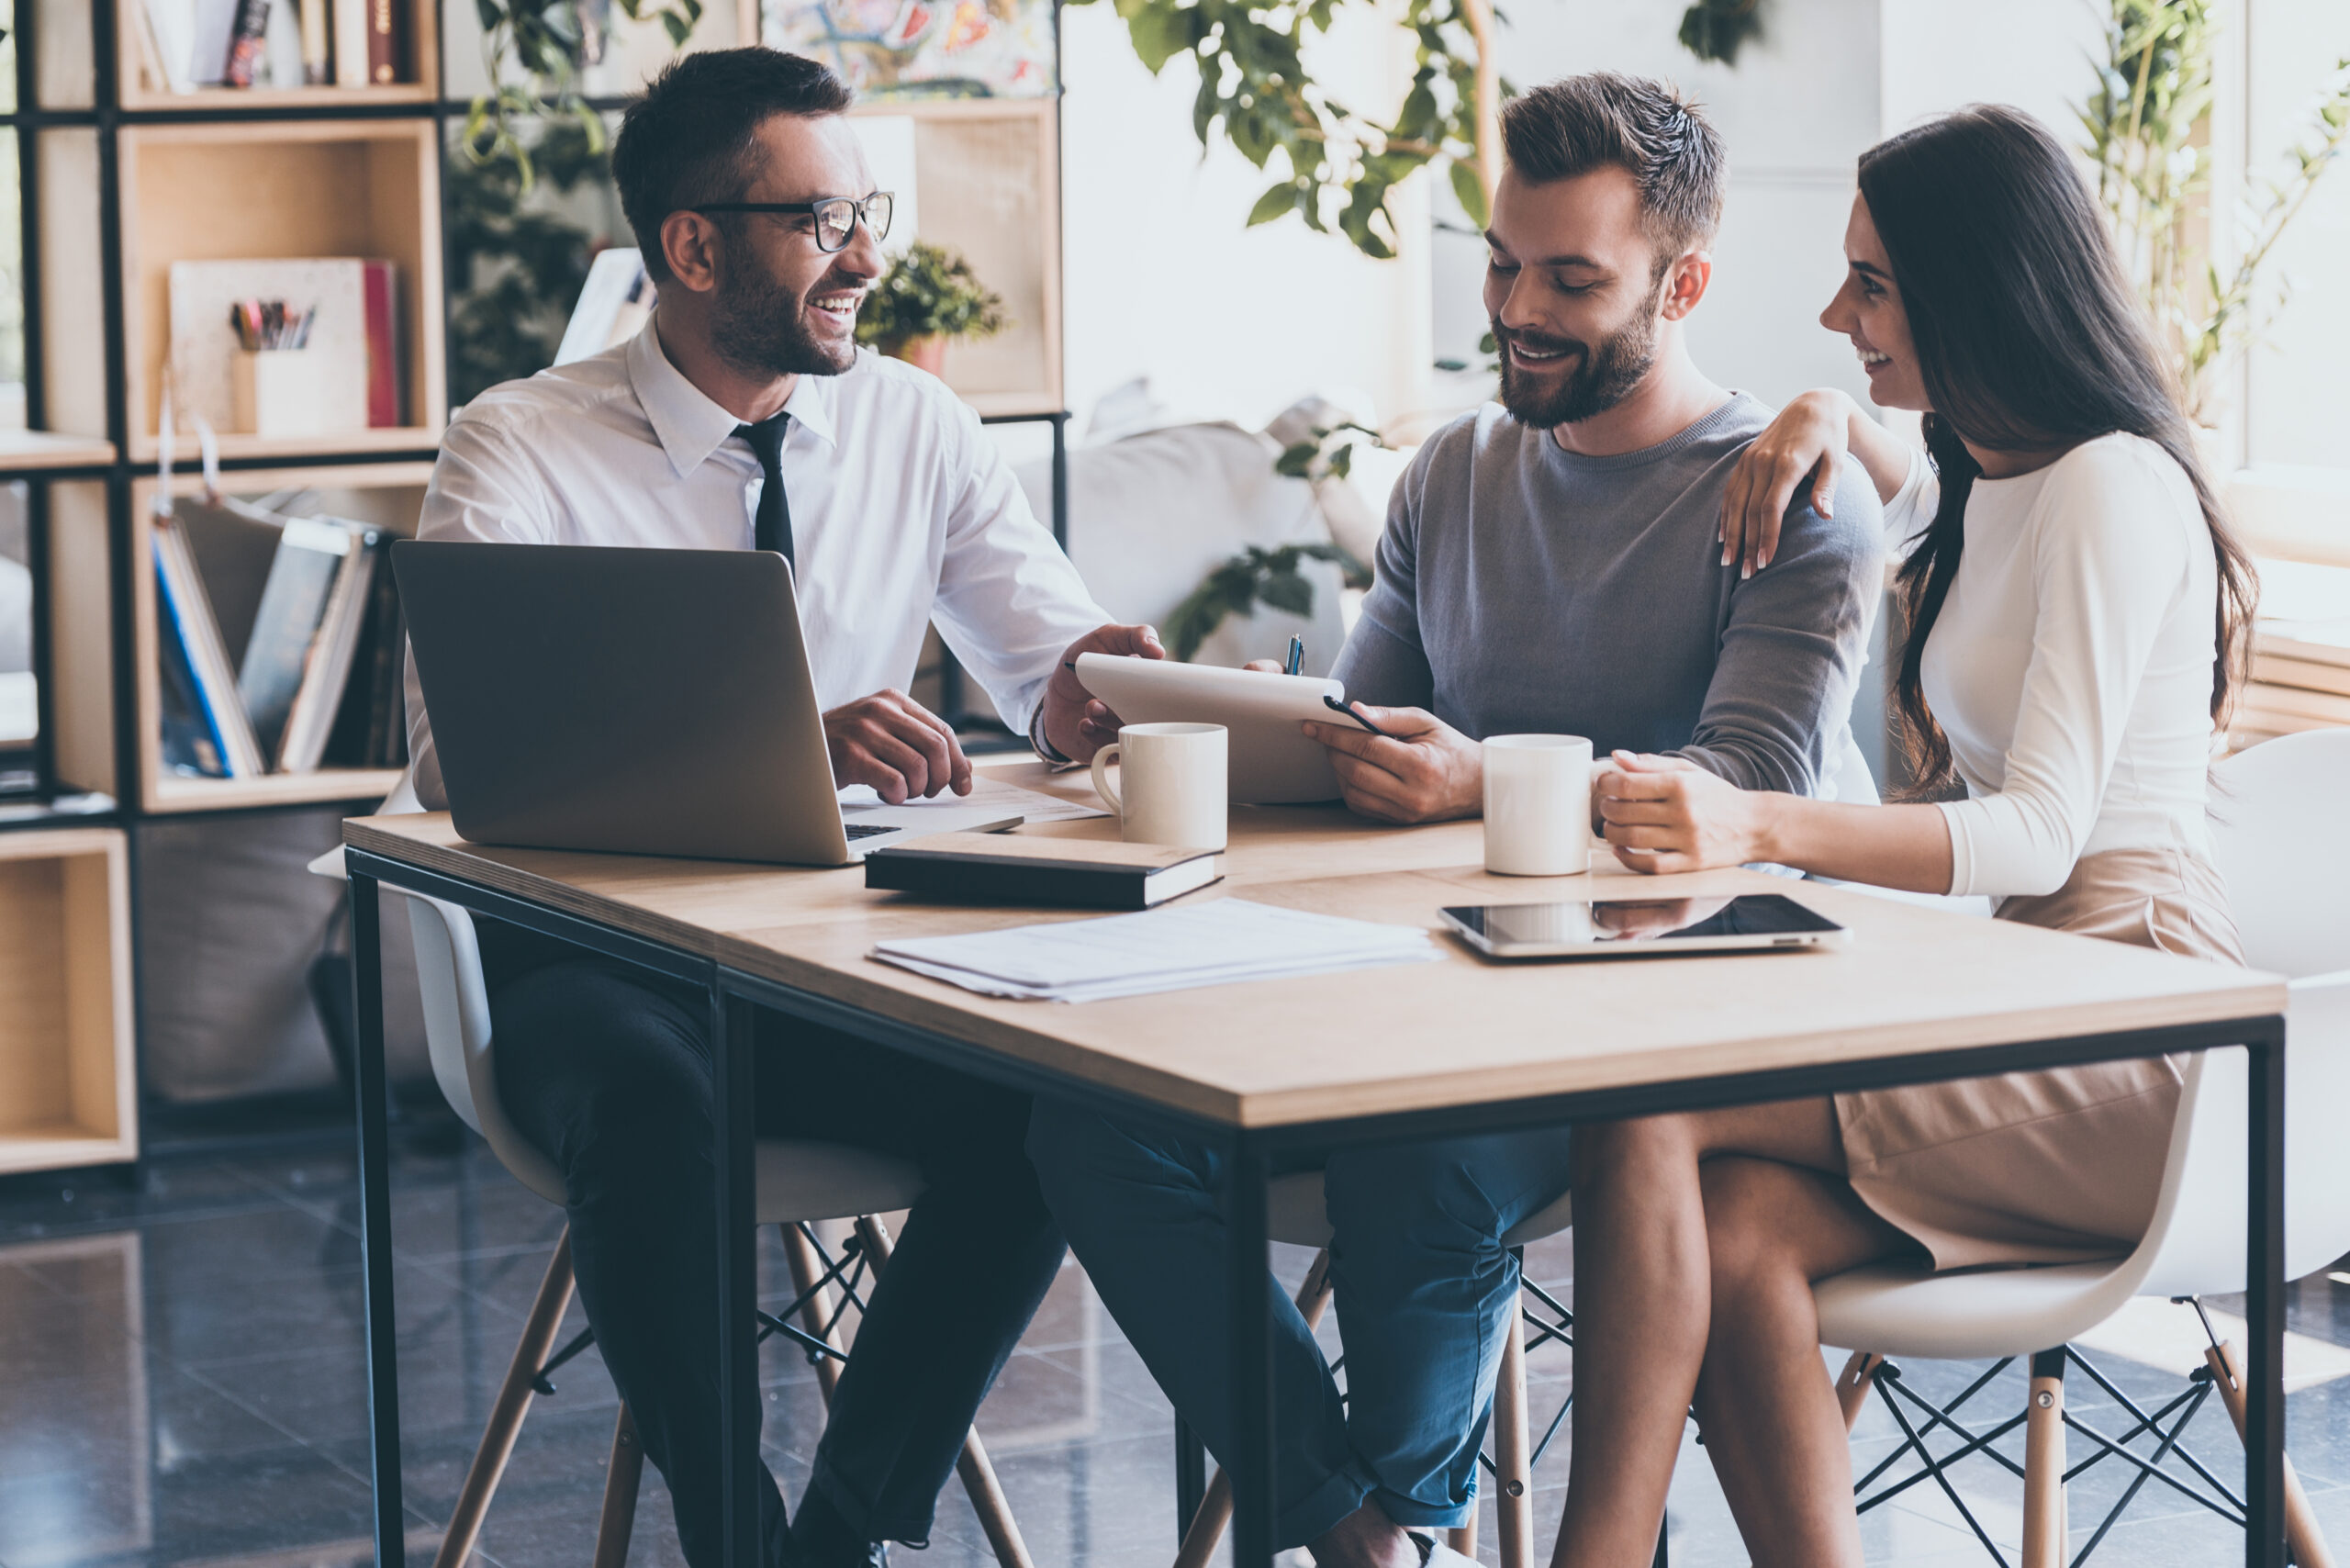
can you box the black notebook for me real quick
[863,833,1225,910]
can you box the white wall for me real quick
[2242,0,2350,470]
[1054,3,1431,436]
[1433,0,1884,417]
[1879,0,2108,140]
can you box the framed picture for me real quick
[762,0,1058,97]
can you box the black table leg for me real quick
[714,983,760,1568]
[1175,1416,1207,1542]
[1227,1134,1276,1568]
[351,871,405,1568]
[2245,1019,2287,1568]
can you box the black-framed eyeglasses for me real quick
[690,191,894,252]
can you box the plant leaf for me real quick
[1448,158,1490,229]
[1259,570,1315,617]
[1248,182,1299,227]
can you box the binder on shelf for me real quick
[152,515,266,778]
[323,534,409,770]
[155,487,391,779]
[236,515,363,763]
[274,521,383,773]
[156,599,226,777]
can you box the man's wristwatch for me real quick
[1029,703,1075,767]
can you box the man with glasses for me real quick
[404,47,1160,1568]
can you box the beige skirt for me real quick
[1836,846,2245,1271]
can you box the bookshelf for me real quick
[118,118,447,461]
[0,825,136,1175]
[124,461,428,812]
[113,0,441,112]
[2,0,454,1177]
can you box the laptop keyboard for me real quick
[844,823,893,839]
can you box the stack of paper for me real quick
[872,899,1439,1002]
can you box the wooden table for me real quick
[341,762,2292,1568]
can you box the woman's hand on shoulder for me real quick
[1720,389,1855,578]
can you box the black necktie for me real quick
[733,412,793,566]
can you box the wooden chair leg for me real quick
[590,1402,644,1568]
[780,1222,849,1406]
[432,1229,578,1568]
[852,1215,1038,1568]
[2020,1350,2066,1568]
[1493,1298,1533,1568]
[2207,1338,2336,1568]
[1834,1352,1883,1434]
[1175,1249,1337,1568]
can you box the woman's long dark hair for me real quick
[1857,105,2256,796]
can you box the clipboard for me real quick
[1073,654,1349,803]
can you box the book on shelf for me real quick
[168,259,401,436]
[329,0,404,86]
[321,532,410,771]
[368,0,404,84]
[222,0,271,86]
[274,521,383,773]
[362,261,401,428]
[152,514,266,778]
[143,0,318,92]
[156,496,396,779]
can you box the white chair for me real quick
[314,803,1037,1568]
[1811,728,2350,1567]
[1172,1172,1576,1568]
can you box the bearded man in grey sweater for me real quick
[1028,73,1881,1568]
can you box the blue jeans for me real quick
[1026,1102,1574,1551]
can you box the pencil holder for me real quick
[231,348,336,438]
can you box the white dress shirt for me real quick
[406,320,1108,806]
[1886,434,2220,900]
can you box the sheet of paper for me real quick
[871,899,1438,1002]
[838,772,1109,823]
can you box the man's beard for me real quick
[710,247,857,380]
[1493,304,1659,429]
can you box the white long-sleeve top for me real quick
[1884,432,2221,900]
[405,320,1108,808]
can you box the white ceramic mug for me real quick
[1482,734,1594,876]
[1090,722,1229,850]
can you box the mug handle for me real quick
[1089,743,1124,819]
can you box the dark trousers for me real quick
[484,926,1066,1567]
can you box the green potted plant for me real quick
[2081,0,2350,424]
[855,241,1010,375]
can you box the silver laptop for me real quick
[393,542,1020,865]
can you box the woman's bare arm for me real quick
[1720,389,1919,577]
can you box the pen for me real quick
[1321,694,1393,737]
[1284,634,1304,677]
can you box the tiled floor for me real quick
[4,1127,2349,1568]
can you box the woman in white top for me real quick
[1552,106,2256,1568]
